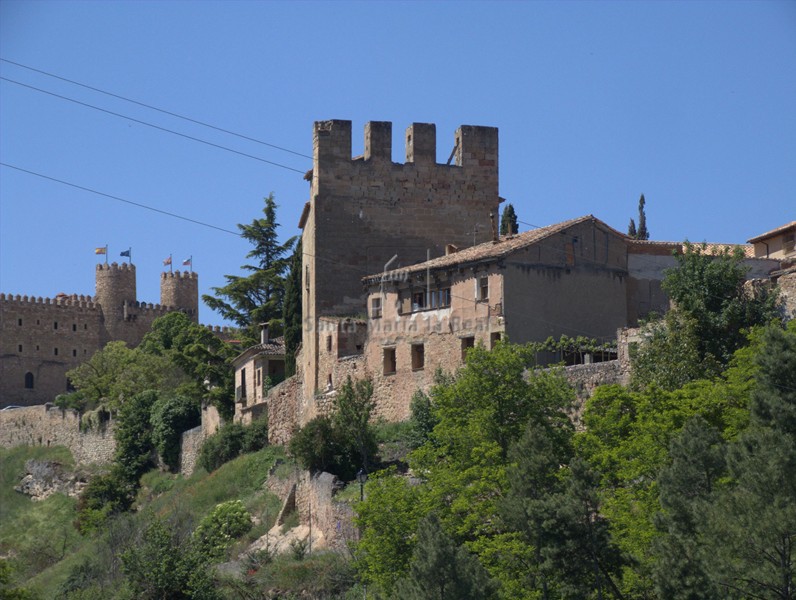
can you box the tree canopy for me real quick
[202,194,296,344]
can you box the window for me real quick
[256,368,261,387]
[326,335,333,352]
[785,233,795,254]
[72,324,77,332]
[240,368,247,400]
[371,297,382,318]
[17,318,22,326]
[54,347,58,356]
[383,348,396,375]
[490,332,502,348]
[461,336,475,361]
[411,343,425,370]
[84,324,87,330]
[24,372,34,389]
[72,349,77,357]
[53,321,58,330]
[478,277,489,301]
[18,344,23,353]
[66,378,76,392]
[412,291,426,311]
[305,266,310,292]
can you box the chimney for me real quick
[260,323,269,344]
[490,211,498,243]
[445,244,459,256]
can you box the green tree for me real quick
[62,342,178,412]
[355,470,425,596]
[140,312,236,419]
[394,514,498,600]
[150,394,200,471]
[636,193,649,240]
[500,203,519,236]
[282,238,303,378]
[202,194,296,343]
[652,417,725,600]
[627,218,637,238]
[333,376,377,473]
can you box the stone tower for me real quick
[95,262,137,342]
[160,271,199,323]
[299,120,501,400]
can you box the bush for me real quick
[193,500,252,560]
[197,417,269,473]
[74,468,136,535]
[289,416,346,475]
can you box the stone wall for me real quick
[0,404,115,465]
[775,268,796,320]
[180,425,204,477]
[296,471,357,551]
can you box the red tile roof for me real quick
[747,221,796,244]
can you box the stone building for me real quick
[0,263,199,407]
[748,221,796,261]
[232,326,286,412]
[297,120,501,423]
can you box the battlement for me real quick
[0,292,98,309]
[161,270,198,280]
[314,120,498,169]
[96,262,135,273]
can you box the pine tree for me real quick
[500,203,519,236]
[637,194,649,240]
[282,239,302,377]
[394,514,498,600]
[202,194,296,343]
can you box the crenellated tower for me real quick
[95,262,136,342]
[160,271,199,322]
[300,119,500,406]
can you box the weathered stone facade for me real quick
[0,404,116,465]
[0,263,199,407]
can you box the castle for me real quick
[0,263,200,407]
[233,120,789,441]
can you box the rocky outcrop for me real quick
[14,459,89,501]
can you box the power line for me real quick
[0,77,308,175]
[0,57,313,160]
[0,162,241,236]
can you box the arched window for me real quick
[24,372,34,389]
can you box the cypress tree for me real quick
[637,194,649,240]
[628,218,637,238]
[283,239,302,377]
[500,203,519,236]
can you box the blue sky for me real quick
[1,0,794,326]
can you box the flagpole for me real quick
[169,254,173,274]
[105,245,108,265]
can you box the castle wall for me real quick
[0,294,104,406]
[1,263,201,407]
[0,404,116,465]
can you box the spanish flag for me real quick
[95,247,107,255]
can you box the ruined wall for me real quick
[0,405,116,465]
[775,268,796,320]
[180,425,203,476]
[296,471,357,552]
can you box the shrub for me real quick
[74,468,136,535]
[193,500,252,560]
[288,416,342,474]
[197,416,269,473]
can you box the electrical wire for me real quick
[0,77,308,174]
[0,162,241,236]
[0,57,313,160]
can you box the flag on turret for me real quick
[120,249,131,258]
[95,247,106,255]
[163,255,172,266]
[182,257,192,266]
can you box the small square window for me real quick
[411,344,425,371]
[383,348,396,375]
[412,291,426,312]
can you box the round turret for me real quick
[160,270,199,322]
